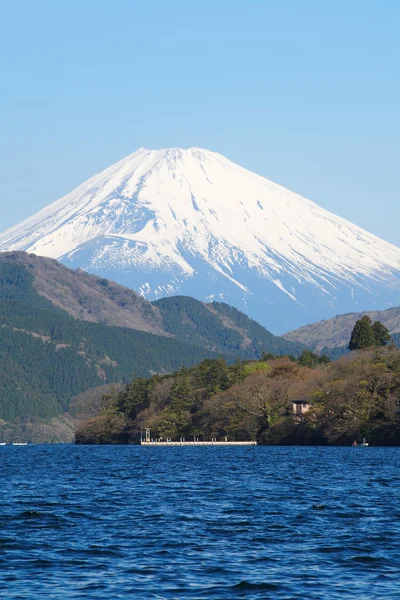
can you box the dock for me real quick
[141,440,257,446]
[140,429,257,446]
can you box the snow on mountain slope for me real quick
[1,147,399,333]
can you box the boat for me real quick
[0,442,6,446]
[352,438,369,447]
[12,442,28,446]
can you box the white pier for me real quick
[140,429,257,446]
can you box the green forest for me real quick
[154,296,305,357]
[0,259,304,426]
[76,333,400,447]
[0,263,226,421]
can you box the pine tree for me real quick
[298,349,320,368]
[372,321,391,347]
[261,351,275,361]
[348,316,376,350]
[319,354,332,364]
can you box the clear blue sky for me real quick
[1,0,399,245]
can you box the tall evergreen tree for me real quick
[372,321,391,347]
[319,354,332,364]
[298,349,320,368]
[348,316,376,350]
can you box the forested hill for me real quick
[76,346,400,447]
[0,252,165,334]
[0,253,305,359]
[0,261,224,421]
[0,253,305,422]
[154,296,305,358]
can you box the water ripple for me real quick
[1,446,400,599]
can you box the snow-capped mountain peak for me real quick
[0,147,399,332]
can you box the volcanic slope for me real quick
[1,148,399,332]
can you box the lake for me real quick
[1,445,400,599]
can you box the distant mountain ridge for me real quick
[0,148,399,332]
[153,296,303,358]
[0,252,304,357]
[284,306,400,351]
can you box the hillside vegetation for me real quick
[154,296,304,358]
[0,252,305,359]
[0,253,304,428]
[0,252,166,334]
[0,261,225,421]
[76,346,400,447]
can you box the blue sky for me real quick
[1,0,399,245]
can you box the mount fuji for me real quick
[1,147,399,333]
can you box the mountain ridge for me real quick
[284,306,400,351]
[0,252,305,357]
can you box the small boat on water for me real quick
[0,442,6,446]
[352,438,369,447]
[12,442,28,446]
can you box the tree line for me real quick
[75,320,400,446]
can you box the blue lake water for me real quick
[1,445,400,599]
